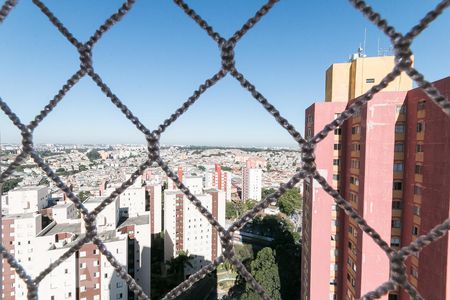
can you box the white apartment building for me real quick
[118,214,151,295]
[7,186,49,214]
[164,187,225,276]
[204,164,232,201]
[82,196,119,233]
[50,201,77,223]
[119,186,146,217]
[146,183,162,234]
[2,209,150,299]
[1,213,42,299]
[242,166,262,201]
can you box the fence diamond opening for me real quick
[0,0,449,299]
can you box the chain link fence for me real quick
[0,0,449,299]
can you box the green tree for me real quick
[1,178,23,193]
[226,201,237,219]
[278,188,301,215]
[226,201,248,219]
[246,199,257,210]
[38,177,49,186]
[56,167,66,173]
[78,191,91,202]
[86,149,101,161]
[241,247,281,300]
[166,250,193,282]
[261,187,276,200]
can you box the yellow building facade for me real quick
[325,55,413,102]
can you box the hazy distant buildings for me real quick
[242,159,262,201]
[301,52,450,300]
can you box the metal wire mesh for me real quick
[0,0,449,299]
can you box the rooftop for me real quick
[10,186,47,192]
[39,222,81,237]
[118,214,150,228]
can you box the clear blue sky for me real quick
[0,0,448,147]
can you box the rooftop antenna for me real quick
[377,37,381,56]
[363,28,367,56]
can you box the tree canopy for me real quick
[226,200,257,220]
[1,178,23,193]
[86,149,101,161]
[241,247,281,300]
[278,188,301,215]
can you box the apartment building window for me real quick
[351,159,360,169]
[413,185,422,195]
[331,234,338,241]
[334,127,342,135]
[80,263,86,269]
[389,294,399,300]
[350,176,359,186]
[333,159,340,166]
[416,143,424,152]
[416,121,425,133]
[348,241,354,250]
[391,237,401,247]
[116,293,123,299]
[413,205,421,216]
[393,181,403,191]
[392,200,402,209]
[349,192,359,203]
[353,107,361,117]
[393,162,404,172]
[351,125,360,135]
[333,174,340,181]
[396,105,406,114]
[395,123,406,133]
[366,78,375,83]
[412,226,419,236]
[334,143,341,150]
[347,257,353,267]
[391,219,401,228]
[415,164,423,174]
[80,274,86,281]
[330,263,338,271]
[417,100,426,111]
[351,143,361,151]
[394,143,404,152]
[411,267,418,278]
[306,127,312,138]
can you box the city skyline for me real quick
[1,0,449,146]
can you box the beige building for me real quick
[325,54,413,102]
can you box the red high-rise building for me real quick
[301,59,449,299]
